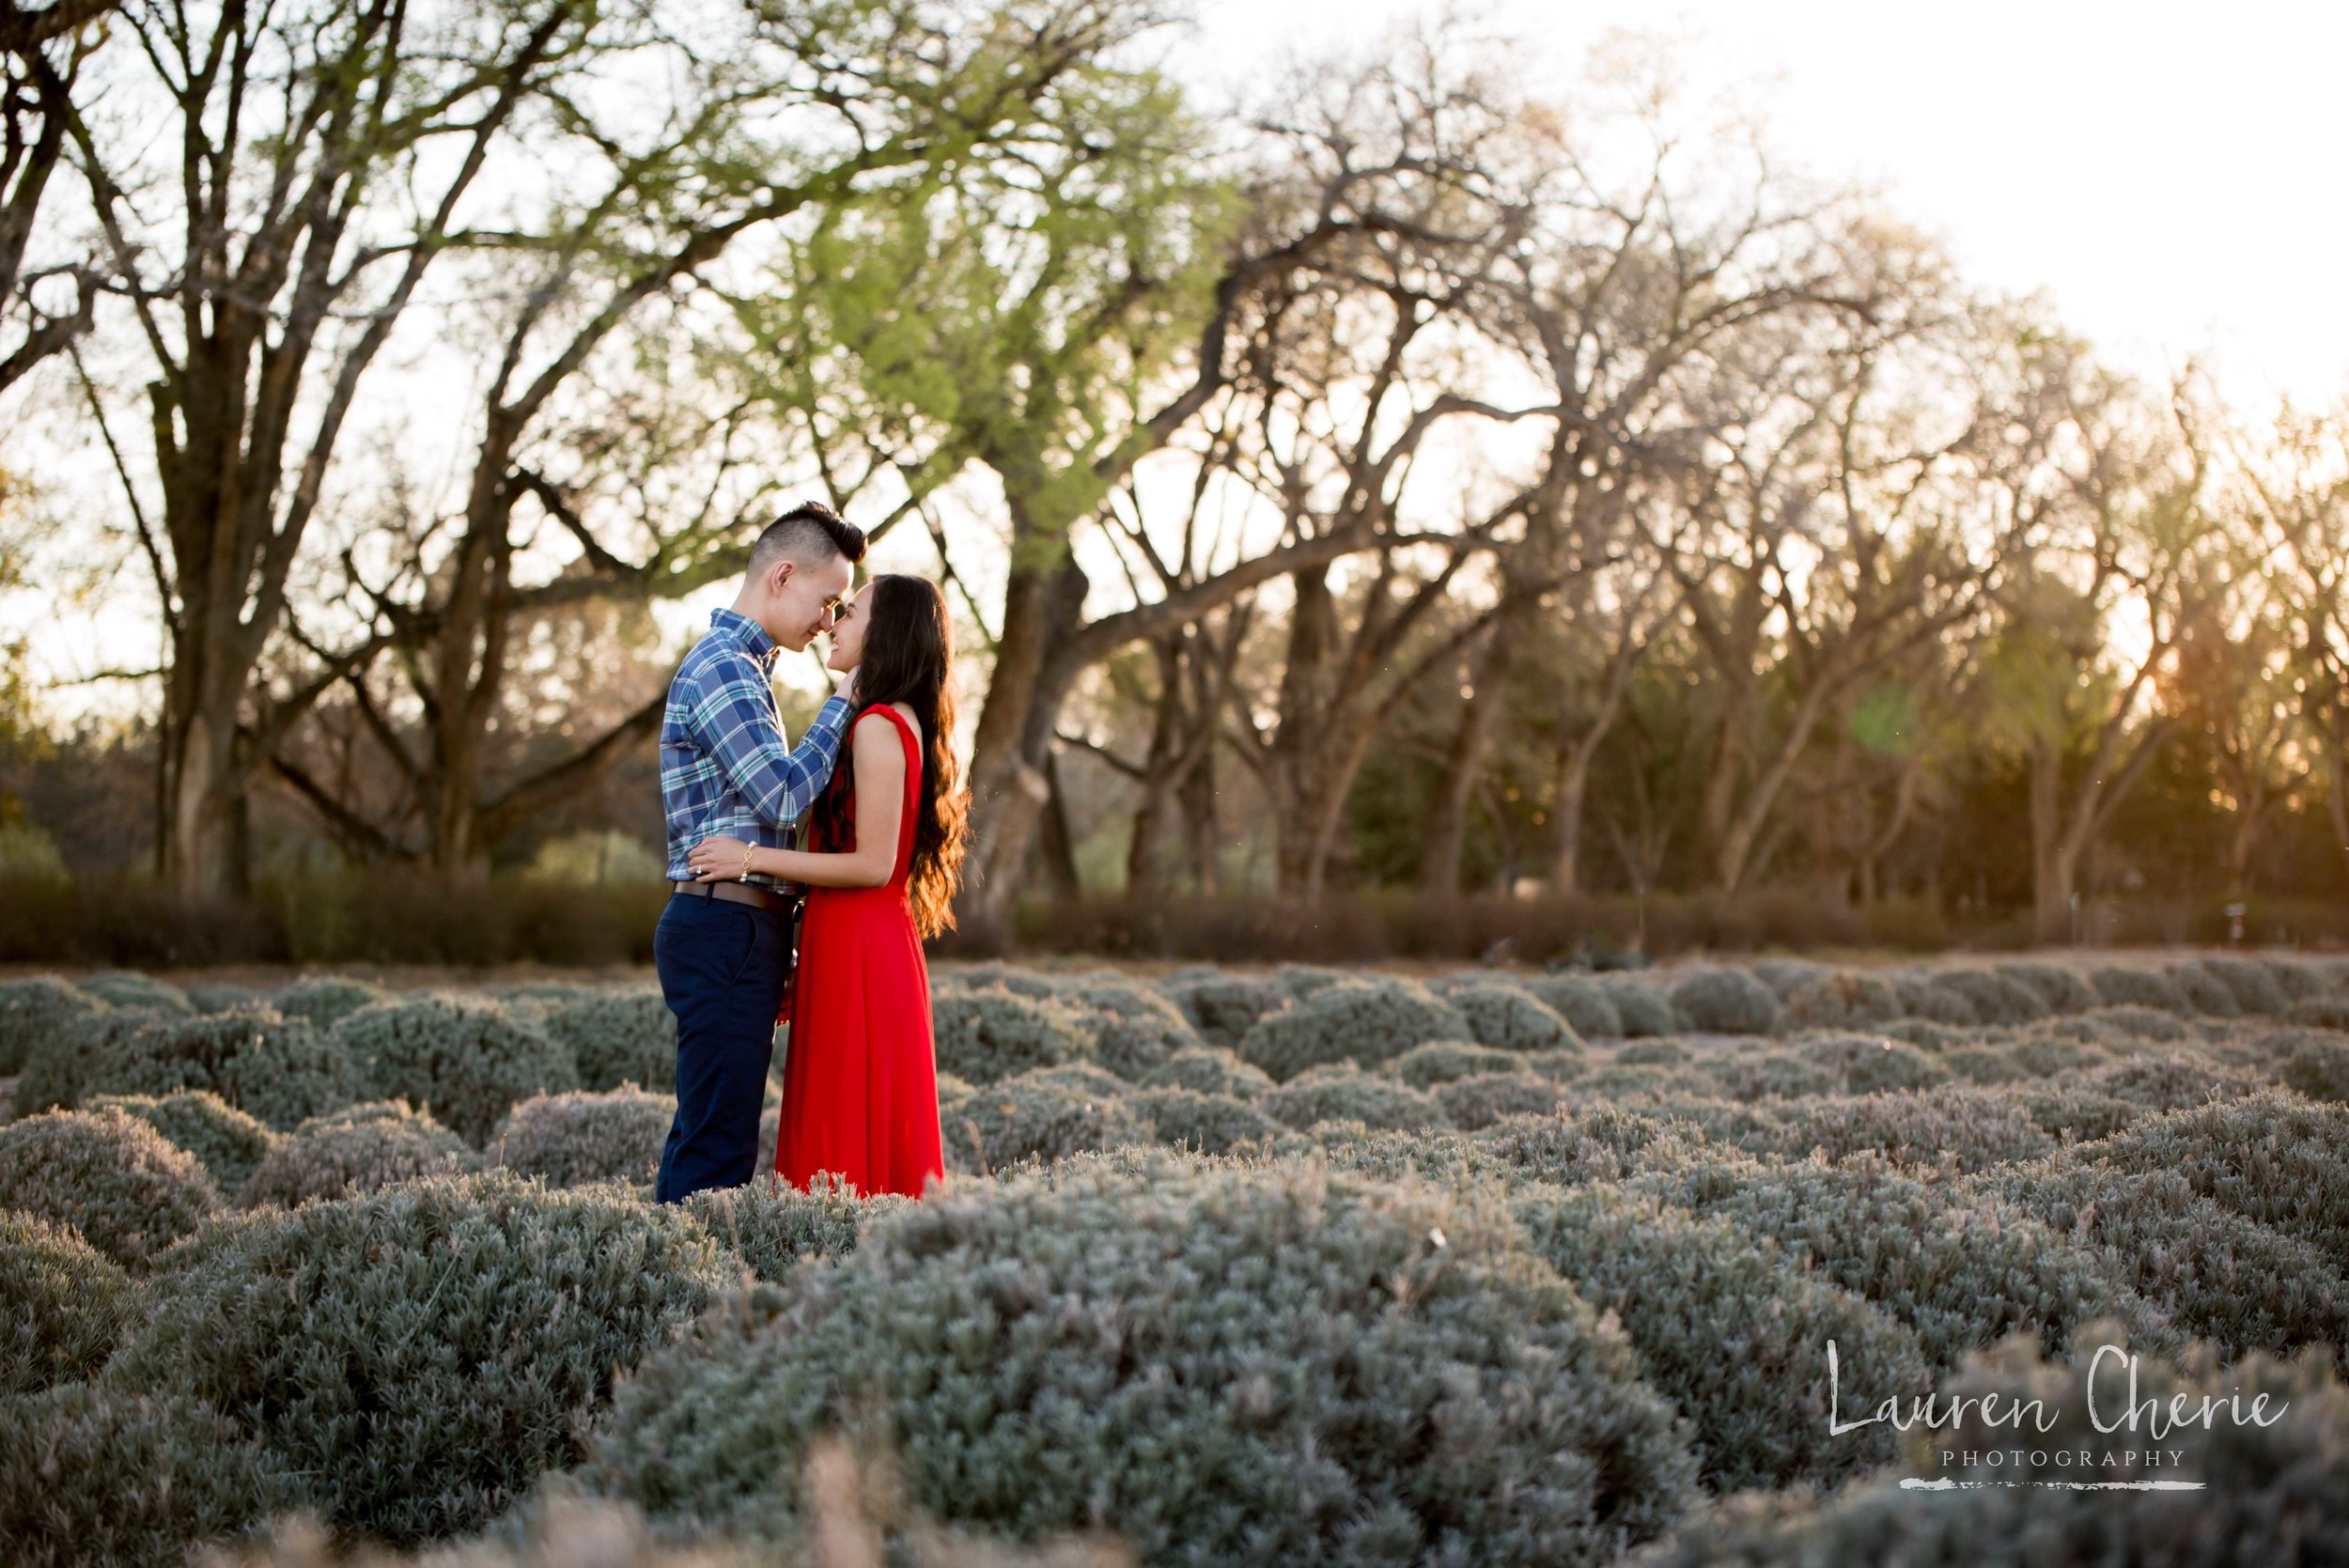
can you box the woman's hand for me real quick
[686,834,755,882]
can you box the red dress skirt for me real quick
[773,703,945,1199]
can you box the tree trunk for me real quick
[1420,608,1524,894]
[1548,750,1591,895]
[953,529,1088,932]
[1037,749,1083,897]
[1124,642,1186,895]
[2030,742,2077,945]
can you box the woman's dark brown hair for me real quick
[809,573,970,937]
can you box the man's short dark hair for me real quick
[750,501,867,576]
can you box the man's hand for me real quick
[834,664,860,706]
[686,834,754,882]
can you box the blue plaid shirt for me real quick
[661,608,852,891]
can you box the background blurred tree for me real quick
[0,0,111,392]
[2245,398,2349,888]
[57,0,607,894]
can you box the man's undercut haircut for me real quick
[750,500,868,577]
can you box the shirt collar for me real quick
[709,607,778,667]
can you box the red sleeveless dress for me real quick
[774,703,945,1199]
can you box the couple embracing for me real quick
[651,501,968,1204]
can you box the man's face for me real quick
[764,551,853,652]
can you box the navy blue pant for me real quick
[653,892,791,1203]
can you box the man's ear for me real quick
[768,557,794,597]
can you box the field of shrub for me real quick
[2,952,2347,1565]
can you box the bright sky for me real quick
[1172,0,2349,414]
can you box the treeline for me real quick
[1,1,2343,954]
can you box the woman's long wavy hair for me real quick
[810,573,970,937]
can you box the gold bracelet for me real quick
[739,843,756,880]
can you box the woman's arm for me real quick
[688,713,905,890]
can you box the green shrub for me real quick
[1993,961,2099,1013]
[2001,1081,2146,1144]
[1522,973,1626,1038]
[1755,1086,2057,1173]
[929,986,1097,1086]
[0,975,102,1077]
[1597,976,1677,1037]
[269,976,392,1030]
[1259,1062,1455,1133]
[2091,1090,2349,1270]
[1936,1044,2030,1085]
[1468,1104,1706,1188]
[936,961,1064,1001]
[1617,1040,1692,1067]
[488,1088,672,1188]
[106,1172,733,1546]
[1879,1017,1965,1050]
[1750,958,1831,1000]
[0,1213,132,1395]
[2089,964,2193,1012]
[0,1385,300,1567]
[85,1090,275,1193]
[2166,960,2245,1017]
[1668,970,1779,1034]
[2072,1050,2270,1112]
[940,1068,1150,1176]
[2069,1001,2195,1044]
[585,1150,1700,1564]
[1442,983,1583,1055]
[2279,1031,2349,1103]
[1979,1155,2349,1360]
[1515,1048,1588,1087]
[10,1003,162,1114]
[1705,1034,1951,1102]
[543,991,676,1094]
[684,1177,906,1284]
[1128,1085,1283,1155]
[2264,958,2333,1002]
[1773,972,1903,1032]
[1886,971,1977,1025]
[1133,1044,1273,1099]
[0,1108,217,1268]
[334,996,581,1146]
[1513,1180,1931,1492]
[1629,1328,2349,1568]
[1152,970,1282,1050]
[1386,1037,1525,1088]
[1572,1062,1723,1101]
[2201,955,2295,1016]
[1693,1049,1841,1102]
[1235,976,1468,1081]
[1926,969,2047,1025]
[1434,1071,1572,1131]
[74,971,194,1016]
[1019,1061,1135,1100]
[184,983,257,1015]
[1057,973,1200,1079]
[2287,994,2349,1030]
[240,1102,474,1209]
[1267,962,1356,1002]
[1626,1145,2163,1374]
[1998,1032,2109,1079]
[77,1004,366,1133]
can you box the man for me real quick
[653,501,866,1203]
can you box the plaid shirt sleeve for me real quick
[689,652,853,830]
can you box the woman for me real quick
[684,572,969,1198]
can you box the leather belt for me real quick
[670,879,795,915]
